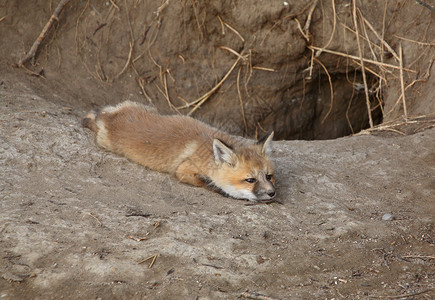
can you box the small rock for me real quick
[382,213,394,221]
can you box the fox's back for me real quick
[89,102,238,174]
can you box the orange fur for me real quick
[82,101,276,201]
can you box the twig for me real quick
[295,18,309,41]
[188,55,242,115]
[190,0,202,42]
[138,254,157,269]
[237,67,248,135]
[217,15,225,34]
[219,46,247,60]
[360,14,399,61]
[114,0,135,80]
[370,288,434,299]
[223,21,245,42]
[416,0,435,13]
[108,0,119,10]
[162,71,177,111]
[75,0,90,54]
[308,46,416,73]
[136,77,153,103]
[128,235,148,242]
[19,64,46,78]
[155,0,169,17]
[386,58,434,116]
[87,212,102,227]
[176,53,242,114]
[399,43,408,120]
[18,0,70,67]
[353,2,373,128]
[321,0,336,50]
[313,57,333,123]
[241,291,281,300]
[115,41,133,79]
[130,57,153,103]
[358,9,378,62]
[201,263,224,269]
[351,60,386,80]
[252,66,275,72]
[355,114,435,135]
[401,255,435,259]
[303,0,319,40]
[339,23,383,54]
[393,35,435,46]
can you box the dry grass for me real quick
[305,0,435,132]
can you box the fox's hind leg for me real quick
[82,108,100,133]
[82,107,112,150]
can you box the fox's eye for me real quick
[266,174,273,181]
[245,178,257,183]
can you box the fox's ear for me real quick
[258,131,274,156]
[213,139,235,165]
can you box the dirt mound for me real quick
[1,83,434,299]
[1,0,434,139]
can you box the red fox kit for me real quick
[82,101,276,202]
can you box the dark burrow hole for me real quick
[262,72,383,141]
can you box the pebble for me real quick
[382,213,394,221]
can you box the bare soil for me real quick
[1,79,434,299]
[0,0,434,299]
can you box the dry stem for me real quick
[237,67,248,134]
[371,288,434,299]
[241,291,281,300]
[353,2,373,128]
[138,254,157,268]
[303,0,319,40]
[312,57,333,123]
[224,22,245,42]
[399,43,408,120]
[86,212,102,227]
[308,46,416,73]
[360,13,399,61]
[176,48,245,114]
[18,0,71,67]
[393,35,435,46]
[321,0,336,50]
[115,41,133,79]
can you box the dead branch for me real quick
[303,0,319,38]
[416,0,435,13]
[18,0,71,67]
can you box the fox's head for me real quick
[211,132,276,202]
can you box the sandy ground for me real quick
[0,82,434,299]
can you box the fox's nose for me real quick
[267,191,276,198]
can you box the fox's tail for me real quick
[82,108,100,133]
